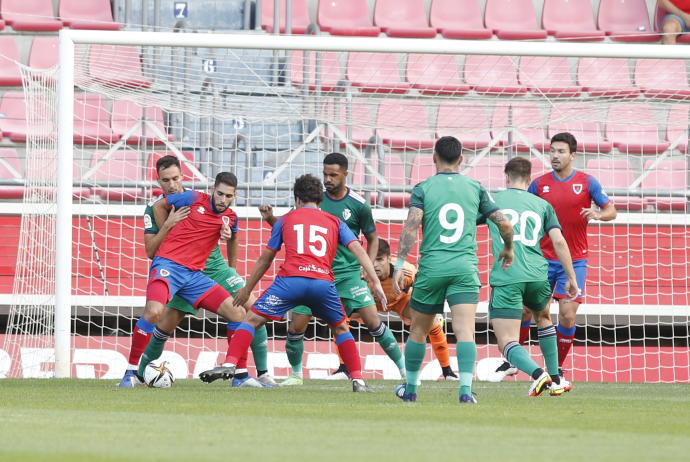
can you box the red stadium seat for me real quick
[634,59,690,100]
[464,55,526,96]
[374,0,436,38]
[492,103,550,152]
[289,51,342,92]
[597,0,659,42]
[530,157,550,180]
[519,56,581,97]
[666,105,689,154]
[88,45,151,88]
[347,52,409,94]
[376,100,434,150]
[0,92,53,142]
[484,0,547,40]
[350,155,380,203]
[0,149,25,199]
[1,0,62,31]
[409,154,435,185]
[406,54,469,95]
[88,151,143,201]
[641,159,688,210]
[145,151,200,196]
[585,158,642,210]
[0,37,23,86]
[380,154,408,207]
[321,98,377,148]
[28,36,58,70]
[111,100,173,145]
[59,0,120,30]
[436,102,492,150]
[317,0,380,36]
[261,0,310,34]
[429,0,492,39]
[25,157,91,199]
[606,104,670,154]
[74,94,119,145]
[548,103,612,153]
[577,58,640,98]
[541,0,604,41]
[464,156,507,189]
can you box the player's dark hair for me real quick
[434,136,462,164]
[550,132,577,154]
[294,174,324,204]
[323,152,348,171]
[504,157,532,182]
[214,171,238,188]
[156,155,181,174]
[377,238,390,257]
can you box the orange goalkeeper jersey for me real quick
[368,257,417,325]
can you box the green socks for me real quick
[404,340,426,394]
[251,324,269,373]
[371,323,405,372]
[538,325,559,376]
[504,341,540,377]
[137,327,169,377]
[456,341,476,397]
[286,332,305,376]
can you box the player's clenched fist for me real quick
[220,223,233,241]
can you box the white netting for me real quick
[4,32,689,381]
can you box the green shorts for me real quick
[409,272,480,315]
[290,271,374,317]
[167,266,245,314]
[488,280,552,320]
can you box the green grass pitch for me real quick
[2,379,689,462]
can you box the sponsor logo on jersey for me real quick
[542,185,550,193]
[572,184,583,195]
[298,264,330,275]
[264,294,285,306]
[160,269,170,277]
[198,206,206,214]
[225,275,244,288]
[342,209,352,221]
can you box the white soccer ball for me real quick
[475,357,509,382]
[143,361,175,388]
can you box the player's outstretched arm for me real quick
[348,240,387,308]
[392,207,423,295]
[145,201,190,259]
[488,209,514,269]
[548,228,579,300]
[581,202,617,222]
[233,248,277,307]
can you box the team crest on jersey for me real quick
[572,184,583,195]
[542,185,550,193]
[342,209,352,221]
[197,206,206,214]
[222,216,230,225]
[160,269,170,277]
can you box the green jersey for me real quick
[143,194,226,272]
[410,172,498,276]
[320,188,376,276]
[482,188,561,286]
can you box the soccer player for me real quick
[118,157,274,388]
[393,136,514,404]
[261,153,406,385]
[199,174,387,392]
[524,132,617,386]
[479,157,578,397]
[369,238,458,381]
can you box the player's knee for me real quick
[145,280,169,308]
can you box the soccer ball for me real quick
[143,361,175,388]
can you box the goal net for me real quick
[3,31,689,382]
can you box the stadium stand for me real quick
[110,100,172,145]
[406,54,469,95]
[634,59,690,100]
[261,0,310,34]
[464,156,508,188]
[665,105,689,154]
[376,99,435,150]
[317,0,381,36]
[541,0,605,41]
[435,102,493,150]
[605,103,670,154]
[464,55,526,95]
[73,94,119,145]
[321,98,376,148]
[641,159,688,210]
[87,151,142,201]
[585,158,643,210]
[0,149,25,199]
[484,0,548,40]
[518,56,581,97]
[289,50,342,92]
[0,92,53,142]
[347,52,410,93]
[380,154,407,207]
[492,103,550,151]
[0,37,23,86]
[1,0,62,31]
[577,57,640,98]
[59,0,121,30]
[548,103,612,153]
[597,0,660,42]
[88,45,151,88]
[28,36,58,70]
[429,0,492,39]
[373,0,436,38]
[145,151,199,196]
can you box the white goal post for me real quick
[5,29,688,380]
